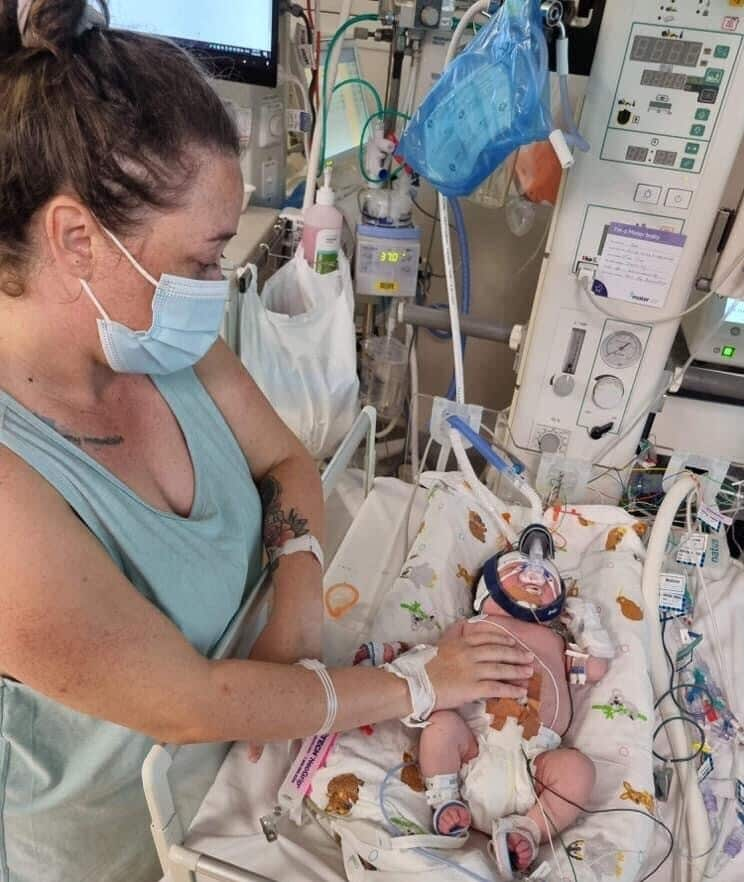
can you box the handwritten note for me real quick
[592,223,687,309]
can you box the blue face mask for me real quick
[80,229,230,375]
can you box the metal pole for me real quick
[398,302,513,344]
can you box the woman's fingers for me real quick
[477,662,535,683]
[479,680,530,700]
[469,643,533,667]
[464,628,516,648]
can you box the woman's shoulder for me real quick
[0,444,69,517]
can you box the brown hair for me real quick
[0,0,240,295]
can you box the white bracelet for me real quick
[383,645,438,728]
[298,658,338,734]
[271,535,324,571]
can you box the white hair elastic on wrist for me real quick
[297,659,338,735]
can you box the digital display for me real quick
[626,145,649,162]
[725,299,744,325]
[641,69,688,90]
[379,251,404,264]
[654,150,678,166]
[630,36,703,68]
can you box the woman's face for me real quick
[89,148,244,333]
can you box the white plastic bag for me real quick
[239,245,359,460]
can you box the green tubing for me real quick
[357,109,412,184]
[320,14,379,173]
[332,77,384,114]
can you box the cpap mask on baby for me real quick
[474,524,566,623]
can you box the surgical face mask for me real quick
[80,229,229,375]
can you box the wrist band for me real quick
[383,644,438,728]
[298,659,338,734]
[271,534,324,572]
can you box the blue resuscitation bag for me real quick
[398,0,552,198]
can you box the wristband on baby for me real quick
[383,645,438,728]
[297,659,337,734]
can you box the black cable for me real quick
[412,195,456,232]
[652,715,705,764]
[528,771,676,882]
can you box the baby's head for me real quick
[474,550,565,625]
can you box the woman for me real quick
[0,2,535,880]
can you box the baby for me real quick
[417,544,614,877]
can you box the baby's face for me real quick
[501,569,556,608]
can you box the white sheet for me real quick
[169,479,744,882]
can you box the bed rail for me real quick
[142,406,377,882]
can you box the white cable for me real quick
[409,337,421,476]
[437,0,489,407]
[579,270,720,325]
[479,618,560,732]
[297,659,338,734]
[449,428,519,545]
[525,764,564,881]
[440,193,466,405]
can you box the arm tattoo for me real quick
[259,475,309,559]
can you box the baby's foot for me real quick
[434,802,471,835]
[507,832,534,871]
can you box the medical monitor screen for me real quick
[725,298,744,325]
[108,1,279,87]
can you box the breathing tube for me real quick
[555,21,589,152]
[446,197,471,401]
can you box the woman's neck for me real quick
[0,281,115,410]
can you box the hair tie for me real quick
[17,1,108,49]
[16,0,33,40]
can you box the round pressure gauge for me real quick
[600,331,643,369]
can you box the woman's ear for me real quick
[43,196,97,280]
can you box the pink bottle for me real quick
[302,166,343,275]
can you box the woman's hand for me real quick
[426,620,534,711]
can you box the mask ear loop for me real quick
[80,279,111,322]
[102,228,159,288]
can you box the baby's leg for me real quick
[419,710,478,835]
[527,748,596,840]
[504,748,595,872]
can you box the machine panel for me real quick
[507,0,744,498]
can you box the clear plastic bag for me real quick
[398,0,551,198]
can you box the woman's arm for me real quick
[0,448,534,744]
[196,340,324,662]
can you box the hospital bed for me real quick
[142,408,744,882]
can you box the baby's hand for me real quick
[246,742,264,763]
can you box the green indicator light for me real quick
[722,346,736,359]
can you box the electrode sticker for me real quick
[659,573,687,614]
[676,532,708,566]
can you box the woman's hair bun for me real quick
[6,0,108,57]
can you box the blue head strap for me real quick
[480,552,566,624]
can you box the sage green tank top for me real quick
[0,368,263,882]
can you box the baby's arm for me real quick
[586,655,610,683]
